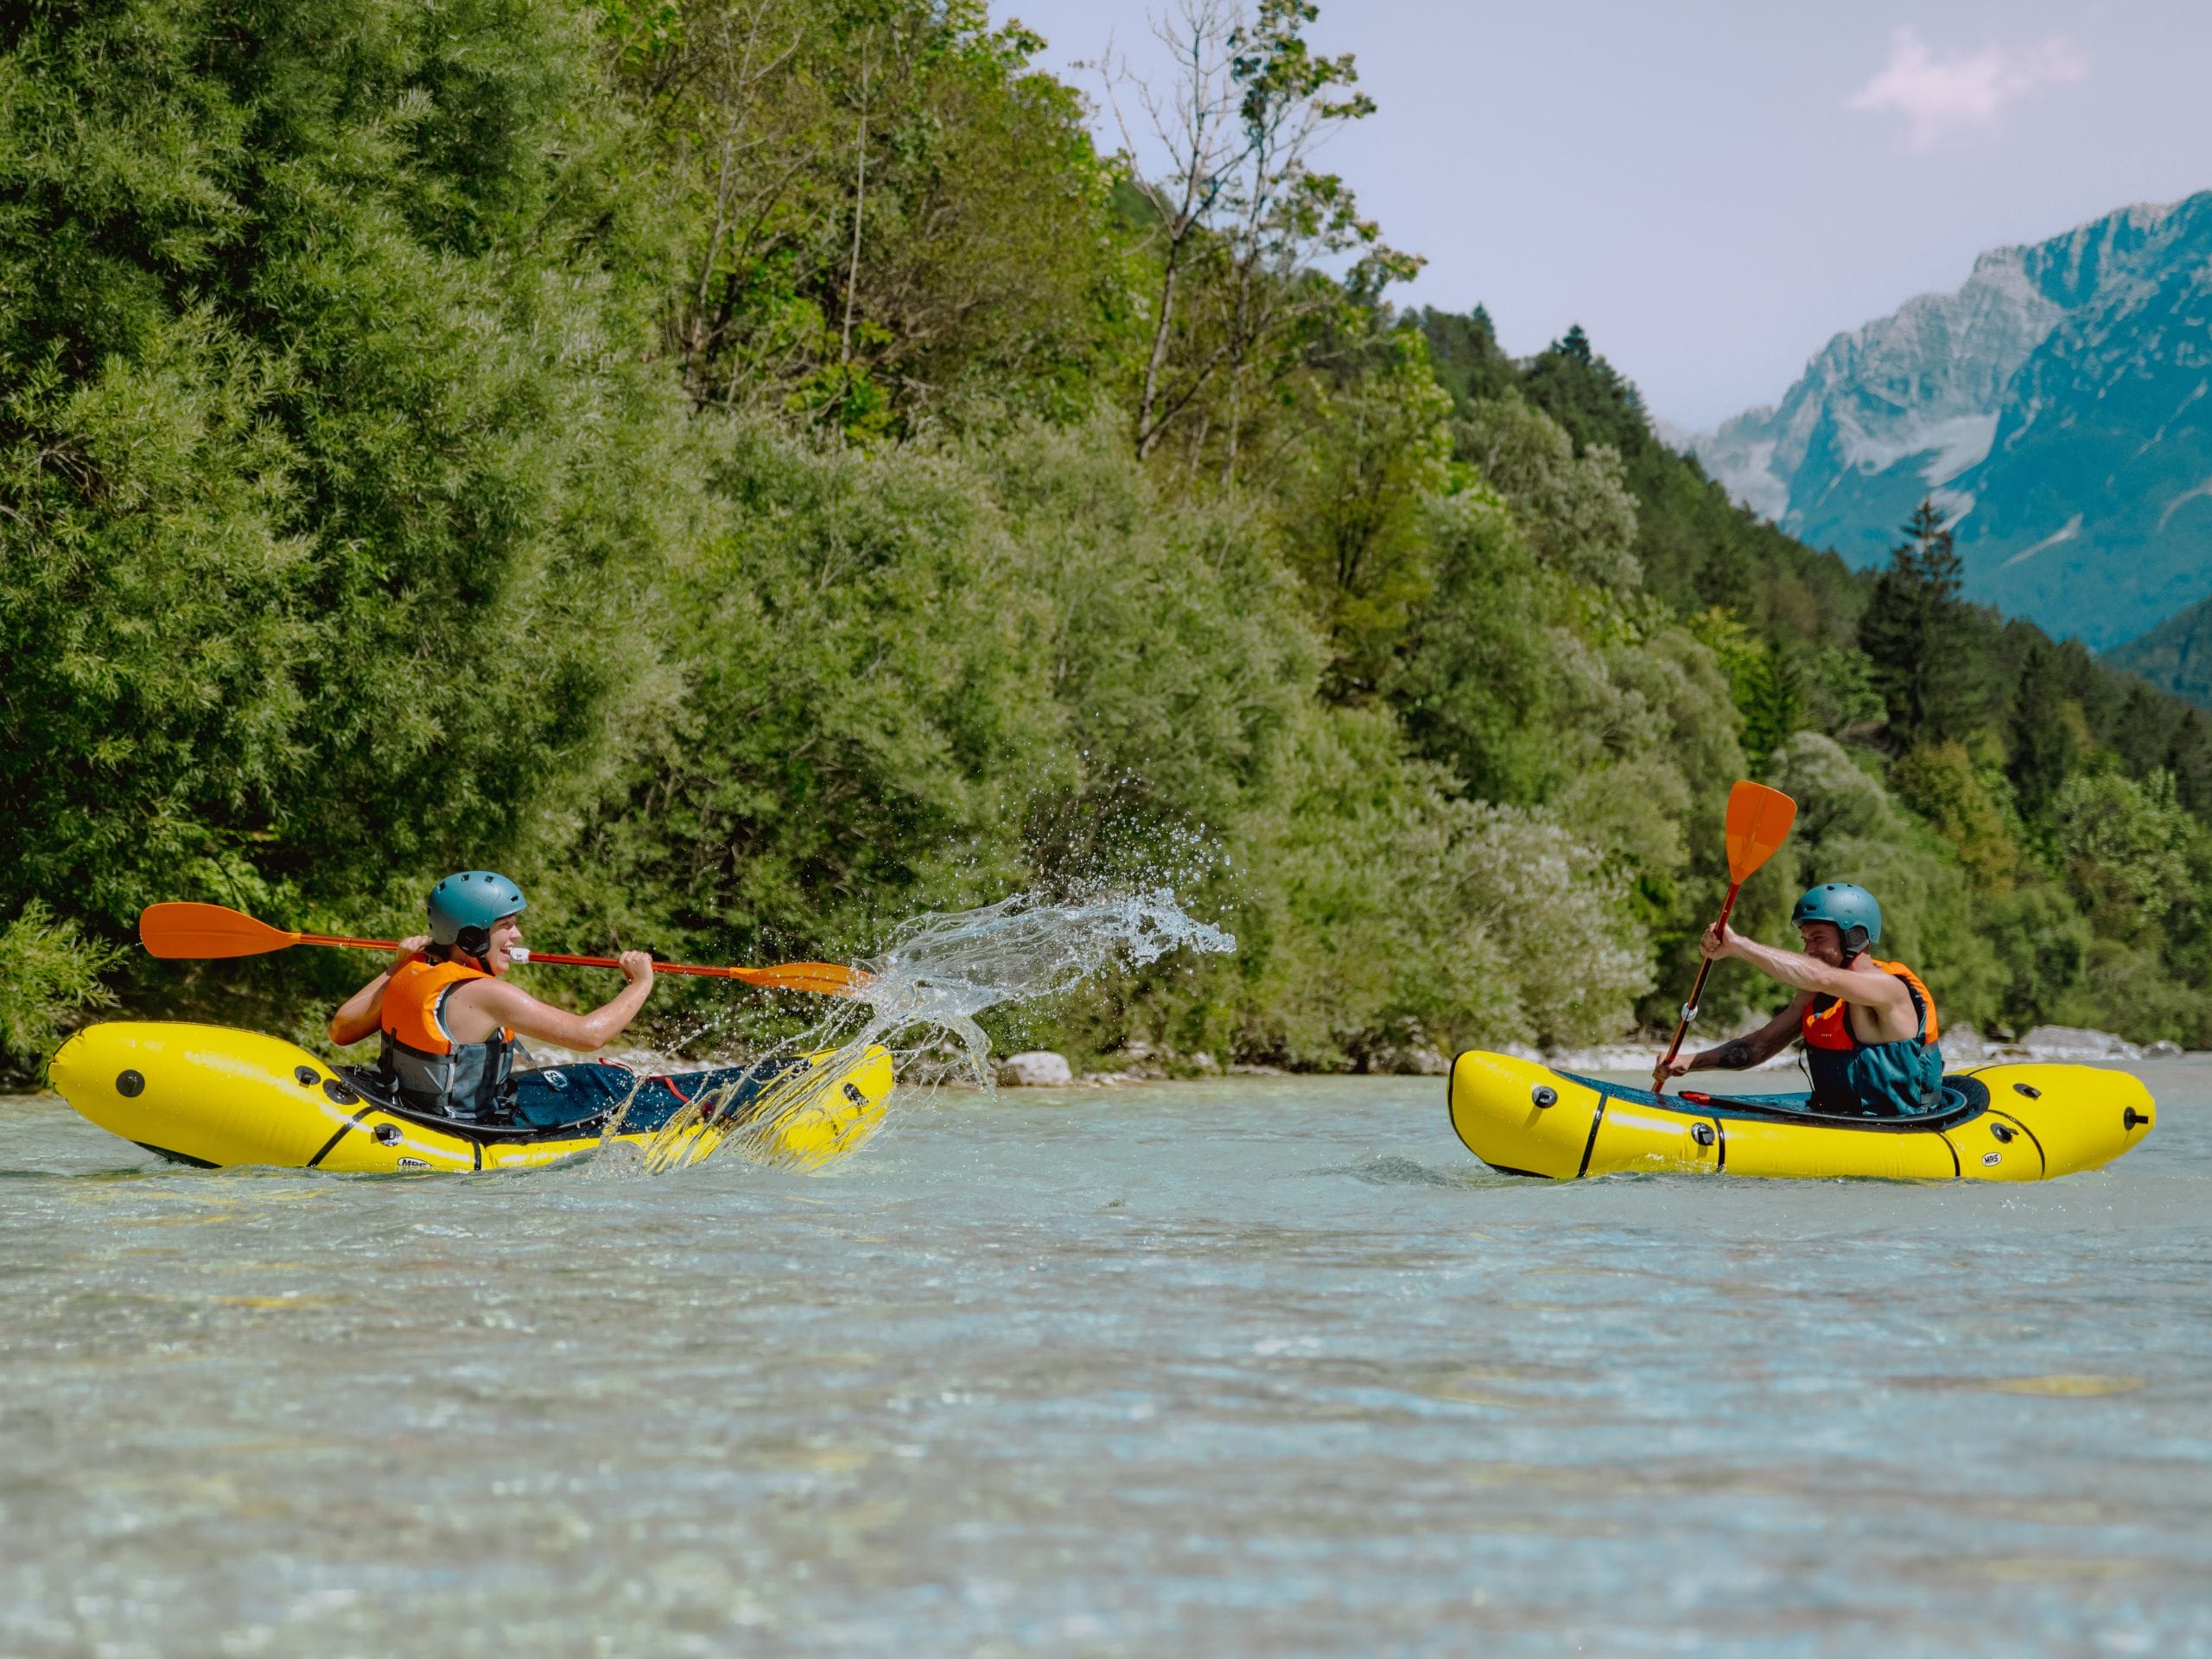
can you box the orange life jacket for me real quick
[1800,959,1938,1052]
[378,957,517,1121]
[1800,957,1944,1117]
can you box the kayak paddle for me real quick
[1651,780,1797,1094]
[138,902,870,996]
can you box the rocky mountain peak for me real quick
[1689,193,2212,651]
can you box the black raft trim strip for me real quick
[1991,1110,2048,1179]
[305,1109,373,1170]
[1576,1093,1608,1179]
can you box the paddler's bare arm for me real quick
[327,936,430,1046]
[1708,923,1912,1015]
[442,950,656,1052]
[1665,995,1807,1077]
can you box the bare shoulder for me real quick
[448,976,540,1017]
[1841,962,1912,1006]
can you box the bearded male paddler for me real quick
[1659,882,1944,1116]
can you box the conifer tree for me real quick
[2169,709,2212,817]
[1859,499,1977,747]
[1414,306,1516,408]
[2007,637,2081,821]
[1738,648,1805,776]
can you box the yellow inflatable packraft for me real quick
[1448,1049,2154,1181]
[48,1021,893,1174]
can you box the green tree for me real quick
[2005,636,2082,821]
[1100,0,1414,475]
[1979,884,2088,1033]
[1453,394,1639,591]
[1278,330,1453,697]
[1390,488,1560,804]
[1737,651,1805,774]
[1682,608,1807,774]
[1890,742,2021,892]
[2052,768,2199,943]
[0,0,682,964]
[1859,499,1978,747]
[615,0,1113,431]
[0,902,122,1074]
[1414,306,1518,409]
[2167,709,2212,818]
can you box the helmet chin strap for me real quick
[448,928,495,973]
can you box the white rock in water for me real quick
[997,1051,1073,1087]
[1940,1024,1990,1062]
[2017,1026,2143,1060]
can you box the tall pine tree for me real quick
[1859,499,1977,747]
[2007,637,2081,821]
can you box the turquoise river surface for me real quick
[3,1063,2208,1656]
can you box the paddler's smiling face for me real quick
[1797,921,1846,967]
[486,914,524,976]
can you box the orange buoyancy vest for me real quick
[378,957,518,1122]
[1799,958,1944,1116]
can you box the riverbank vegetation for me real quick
[5,0,2209,1076]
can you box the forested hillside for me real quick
[5,0,2211,1075]
[2109,597,2212,711]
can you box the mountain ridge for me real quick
[1690,194,2212,651]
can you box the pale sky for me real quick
[1004,0,2212,429]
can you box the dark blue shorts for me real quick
[508,1060,799,1133]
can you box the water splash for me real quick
[608,888,1235,1173]
[856,887,1235,1083]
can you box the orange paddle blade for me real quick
[140,902,301,959]
[728,962,874,996]
[1724,780,1797,883]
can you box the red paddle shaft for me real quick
[1651,880,1743,1095]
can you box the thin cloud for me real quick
[1848,27,2087,148]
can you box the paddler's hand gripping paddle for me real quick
[137,901,869,997]
[1651,780,1796,1095]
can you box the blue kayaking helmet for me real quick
[427,871,528,954]
[1791,882,1881,957]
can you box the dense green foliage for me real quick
[0,902,119,1059]
[4,0,2210,1076]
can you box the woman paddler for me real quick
[1658,882,1945,1116]
[327,872,655,1123]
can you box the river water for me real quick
[3,1063,2208,1656]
